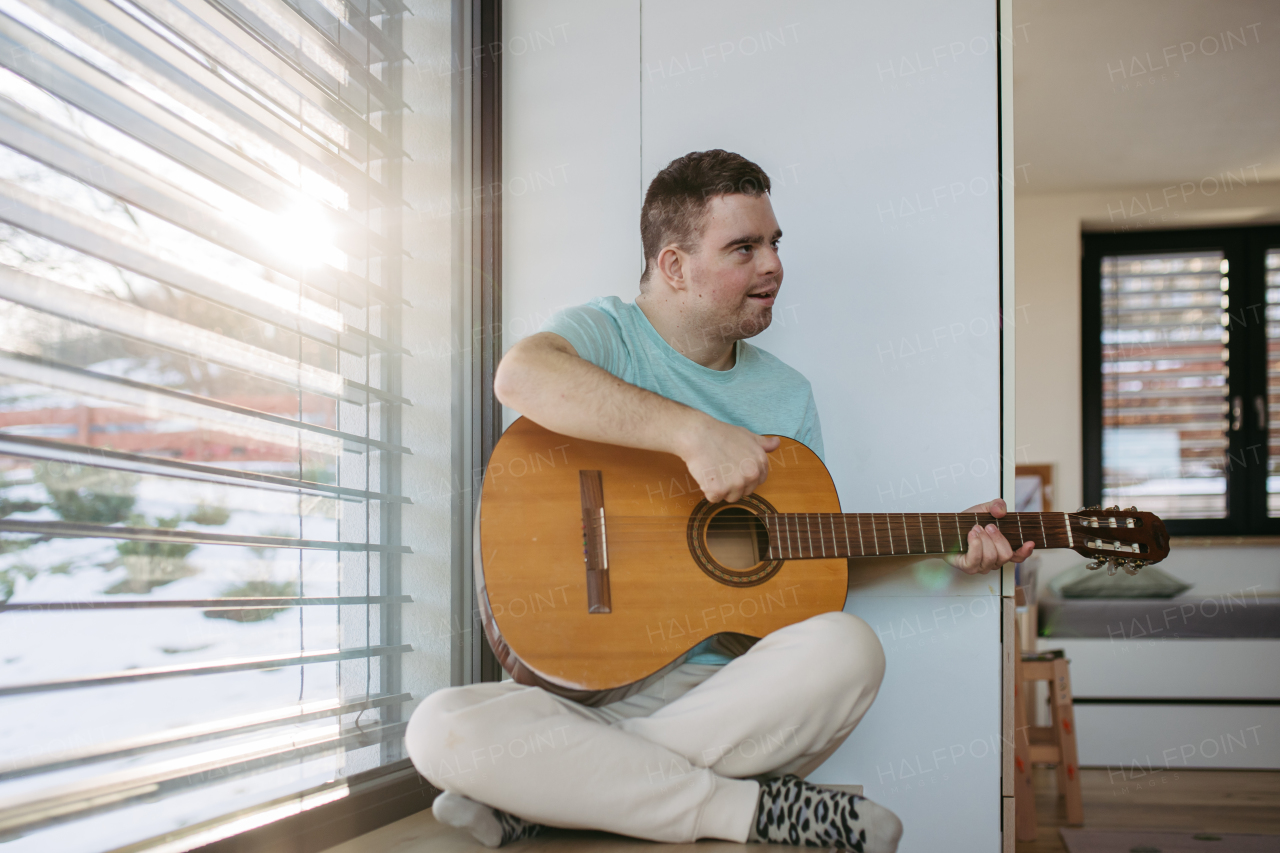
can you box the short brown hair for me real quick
[640,150,771,285]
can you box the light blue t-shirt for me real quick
[541,296,824,666]
[542,296,824,459]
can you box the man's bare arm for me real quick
[493,332,778,502]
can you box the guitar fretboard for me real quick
[763,512,1073,559]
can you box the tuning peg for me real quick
[1106,505,1120,511]
[1122,562,1141,576]
[1105,561,1118,577]
[1087,560,1103,571]
[1126,506,1138,512]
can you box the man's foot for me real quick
[748,775,902,852]
[431,791,545,848]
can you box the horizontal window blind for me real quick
[1100,251,1230,519]
[0,0,411,846]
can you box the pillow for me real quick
[1048,562,1192,599]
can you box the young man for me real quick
[405,150,1033,850]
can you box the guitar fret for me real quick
[774,512,1084,558]
[776,512,1073,561]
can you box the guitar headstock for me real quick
[1069,506,1170,575]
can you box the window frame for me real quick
[1082,224,1280,536]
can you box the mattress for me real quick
[1038,592,1280,639]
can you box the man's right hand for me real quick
[675,416,781,503]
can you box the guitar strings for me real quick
[577,513,1096,529]
[571,514,1097,548]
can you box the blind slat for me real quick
[0,691,410,780]
[0,433,411,501]
[0,518,413,552]
[0,643,412,696]
[0,350,409,453]
[0,721,408,836]
[0,595,412,610]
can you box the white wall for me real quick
[503,2,1009,848]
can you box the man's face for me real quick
[682,193,783,341]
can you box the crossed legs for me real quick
[404,611,885,843]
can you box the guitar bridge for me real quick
[580,470,611,613]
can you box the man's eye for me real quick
[737,245,752,254]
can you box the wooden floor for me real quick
[324,814,764,853]
[1017,768,1280,853]
[327,770,1280,853]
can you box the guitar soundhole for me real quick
[705,508,767,569]
[687,496,784,587]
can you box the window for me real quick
[1083,225,1280,535]
[0,0,476,847]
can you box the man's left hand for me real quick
[945,498,1035,575]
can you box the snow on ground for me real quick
[0,473,399,851]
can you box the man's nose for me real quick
[759,245,782,276]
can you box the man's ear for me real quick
[655,245,688,292]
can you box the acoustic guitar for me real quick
[477,417,1170,705]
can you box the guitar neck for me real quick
[763,512,1073,560]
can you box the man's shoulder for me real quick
[738,341,813,392]
[546,296,634,331]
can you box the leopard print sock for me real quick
[492,808,545,846]
[748,775,902,852]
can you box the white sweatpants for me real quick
[404,612,885,843]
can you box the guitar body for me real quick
[477,417,848,705]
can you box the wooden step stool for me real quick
[1013,588,1083,841]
